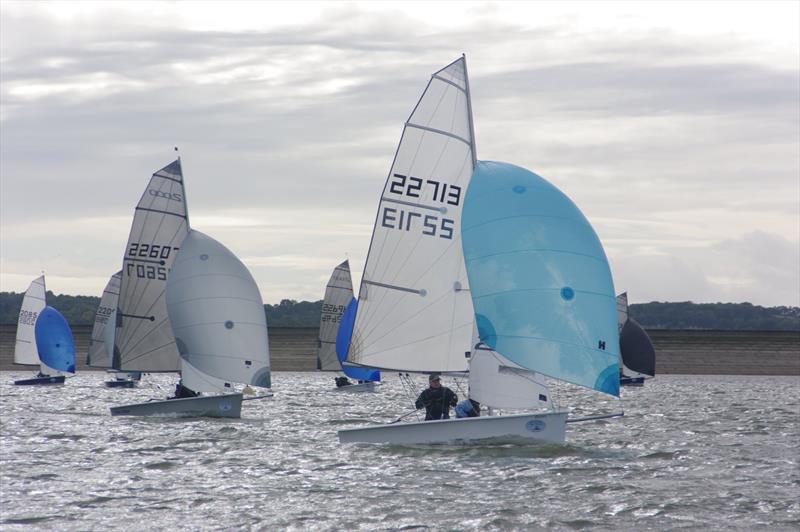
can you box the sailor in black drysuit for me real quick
[415,374,458,420]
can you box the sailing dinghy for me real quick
[109,158,271,418]
[318,260,380,392]
[13,275,76,385]
[338,56,621,445]
[616,292,656,386]
[86,271,141,387]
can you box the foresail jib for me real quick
[405,122,471,147]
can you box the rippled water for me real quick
[1,372,798,531]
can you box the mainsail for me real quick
[14,275,46,367]
[87,271,121,367]
[166,229,271,391]
[462,161,620,396]
[114,159,189,372]
[346,56,476,373]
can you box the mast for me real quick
[462,54,478,169]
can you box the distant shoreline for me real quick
[1,326,798,375]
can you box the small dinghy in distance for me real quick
[317,260,380,393]
[616,292,656,387]
[86,271,141,388]
[338,56,622,445]
[13,276,75,385]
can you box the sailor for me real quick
[455,398,481,418]
[415,374,458,420]
[335,376,351,388]
[170,379,199,399]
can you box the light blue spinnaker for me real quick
[35,306,76,374]
[461,161,619,397]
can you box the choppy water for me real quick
[1,372,798,531]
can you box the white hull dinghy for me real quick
[338,56,623,445]
[109,159,271,418]
[110,393,243,418]
[339,411,567,445]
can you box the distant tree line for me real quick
[0,292,798,331]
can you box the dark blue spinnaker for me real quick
[35,306,76,374]
[336,298,380,382]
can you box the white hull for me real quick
[109,393,243,418]
[338,411,567,445]
[333,382,379,393]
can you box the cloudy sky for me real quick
[1,1,798,307]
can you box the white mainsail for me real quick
[114,159,188,372]
[87,271,122,368]
[14,275,47,369]
[318,260,353,371]
[346,56,476,373]
[166,229,271,392]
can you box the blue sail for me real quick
[35,306,76,374]
[461,161,619,396]
[335,298,380,382]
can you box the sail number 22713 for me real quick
[381,173,460,240]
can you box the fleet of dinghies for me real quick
[9,55,653,442]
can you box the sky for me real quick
[1,1,798,307]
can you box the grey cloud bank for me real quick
[1,2,797,306]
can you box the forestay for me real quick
[14,275,46,366]
[166,230,271,392]
[347,56,476,373]
[318,260,354,371]
[87,271,121,368]
[114,160,188,372]
[462,161,620,396]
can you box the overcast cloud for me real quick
[1,1,798,306]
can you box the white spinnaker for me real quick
[166,230,271,391]
[14,275,46,366]
[318,260,353,371]
[87,271,121,368]
[115,160,188,372]
[348,57,476,374]
[468,348,552,409]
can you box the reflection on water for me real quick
[1,372,798,531]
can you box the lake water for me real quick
[1,372,798,531]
